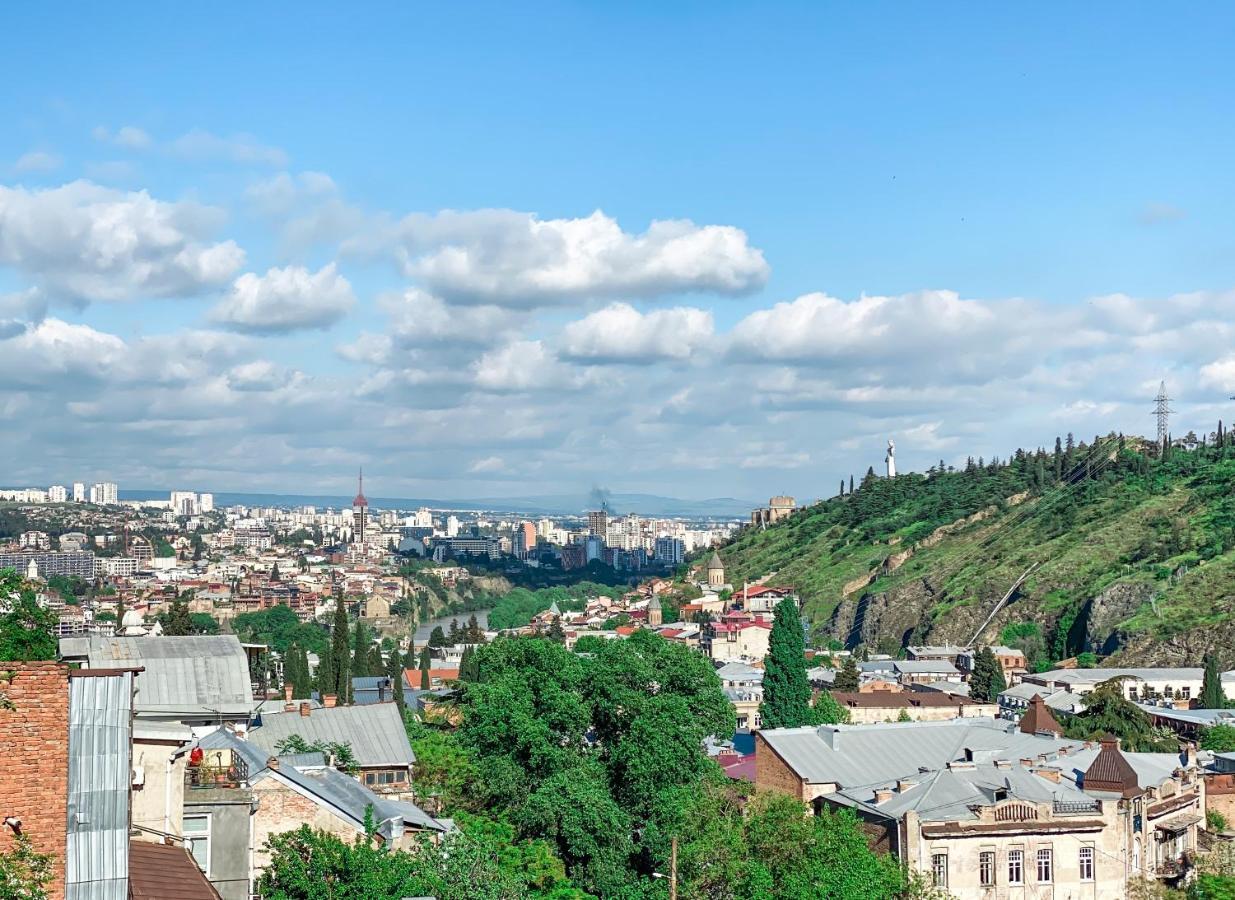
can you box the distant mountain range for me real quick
[119,490,760,519]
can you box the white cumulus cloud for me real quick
[561,302,714,362]
[0,180,244,301]
[211,263,355,333]
[374,209,768,307]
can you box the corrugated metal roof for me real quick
[65,671,134,900]
[74,635,253,718]
[759,719,1081,787]
[248,702,414,767]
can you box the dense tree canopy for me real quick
[0,568,57,662]
[760,599,814,729]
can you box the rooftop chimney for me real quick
[299,701,311,717]
[874,789,894,803]
[323,693,337,708]
[1036,767,1061,783]
[267,756,280,771]
[896,779,916,793]
[284,684,293,702]
[994,759,1011,770]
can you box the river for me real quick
[414,607,490,642]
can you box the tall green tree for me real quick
[419,645,433,690]
[386,647,406,714]
[0,831,55,900]
[1203,652,1227,709]
[160,597,194,636]
[970,647,1006,702]
[330,594,351,703]
[833,656,860,693]
[759,598,814,729]
[0,568,57,662]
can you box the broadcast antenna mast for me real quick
[1153,380,1173,445]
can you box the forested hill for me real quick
[717,431,1235,668]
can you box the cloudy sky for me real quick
[3,3,1235,502]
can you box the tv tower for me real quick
[1153,380,1173,445]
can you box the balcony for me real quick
[187,753,249,789]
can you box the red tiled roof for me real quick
[129,841,221,900]
[402,667,460,686]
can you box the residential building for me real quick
[831,683,996,723]
[999,681,1086,721]
[653,536,685,565]
[1023,667,1235,705]
[20,530,51,550]
[187,727,445,898]
[247,701,415,796]
[894,659,963,686]
[756,715,1205,898]
[706,616,772,664]
[48,484,67,503]
[72,482,86,502]
[587,509,608,538]
[90,481,119,505]
[0,549,96,578]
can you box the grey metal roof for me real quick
[66,671,134,900]
[759,719,1083,788]
[195,729,443,838]
[1030,667,1232,686]
[249,702,415,768]
[715,662,764,683]
[66,635,254,719]
[894,660,960,675]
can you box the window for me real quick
[183,814,211,875]
[1079,846,1095,881]
[1181,686,1192,700]
[1128,687,1139,701]
[1036,848,1053,882]
[979,851,995,886]
[931,853,948,888]
[1008,849,1024,885]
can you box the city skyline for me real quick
[4,4,1235,497]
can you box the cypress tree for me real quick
[970,647,1007,702]
[386,647,406,714]
[759,598,813,729]
[1202,652,1226,709]
[317,642,336,697]
[295,645,311,698]
[330,593,351,703]
[834,656,860,692]
[417,645,432,691]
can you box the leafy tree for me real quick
[0,568,57,662]
[160,597,194,635]
[274,734,360,774]
[833,656,860,693]
[257,821,585,900]
[1202,724,1235,754]
[1062,678,1178,751]
[759,598,814,729]
[233,604,329,655]
[0,831,55,900]
[812,689,849,725]
[1203,652,1228,709]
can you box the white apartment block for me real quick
[48,484,67,503]
[72,482,86,502]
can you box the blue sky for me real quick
[2,3,1234,501]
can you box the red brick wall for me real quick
[754,732,807,801]
[0,662,70,900]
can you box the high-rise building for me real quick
[514,521,538,558]
[89,482,118,505]
[47,485,67,503]
[170,491,199,516]
[654,536,685,565]
[72,482,86,502]
[446,515,460,537]
[352,470,368,544]
[198,493,214,513]
[588,510,608,539]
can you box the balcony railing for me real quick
[187,754,249,789]
[1053,799,1102,816]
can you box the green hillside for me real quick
[716,432,1235,668]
